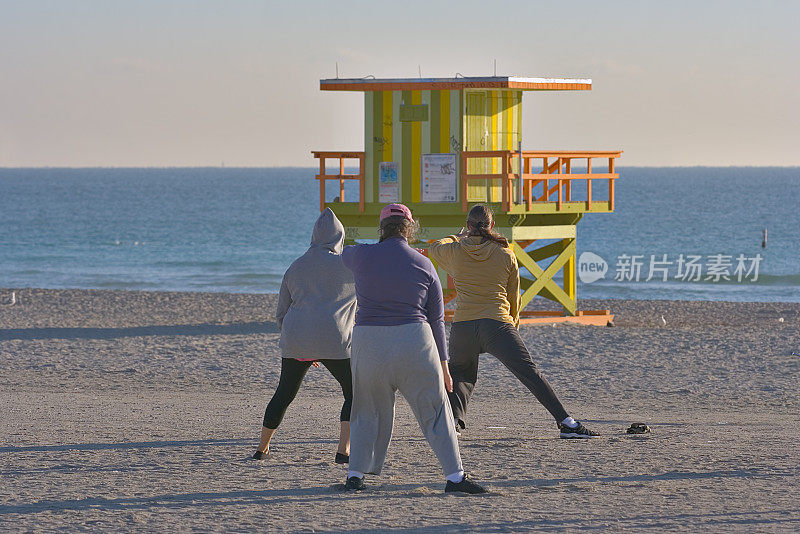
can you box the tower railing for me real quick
[312,149,621,214]
[312,151,365,212]
[460,150,622,212]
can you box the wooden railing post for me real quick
[565,159,572,201]
[318,155,326,212]
[542,157,549,202]
[556,157,562,210]
[587,178,593,211]
[461,152,469,212]
[358,153,365,212]
[501,152,509,211]
[339,157,345,202]
[524,156,532,210]
[609,157,616,211]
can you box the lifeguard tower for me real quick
[313,75,621,325]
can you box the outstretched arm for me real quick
[427,234,462,274]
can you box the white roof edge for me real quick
[320,76,591,85]
[508,76,591,85]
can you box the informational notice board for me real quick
[422,153,457,202]
[378,162,399,203]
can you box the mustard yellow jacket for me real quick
[428,235,520,327]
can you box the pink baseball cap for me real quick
[379,203,414,222]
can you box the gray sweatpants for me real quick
[349,322,463,477]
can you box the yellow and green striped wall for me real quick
[364,89,521,204]
[364,89,462,203]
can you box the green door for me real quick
[465,91,488,202]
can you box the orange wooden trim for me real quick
[526,180,532,210]
[520,173,616,181]
[445,310,613,325]
[587,178,592,210]
[316,174,361,181]
[320,81,591,92]
[609,178,615,211]
[318,157,325,212]
[501,157,509,211]
[557,179,563,210]
[461,153,468,212]
[523,150,622,157]
[609,158,616,211]
[312,151,365,159]
[339,157,345,202]
[461,150,511,159]
[359,153,365,212]
[312,151,367,212]
[517,311,613,326]
[523,157,532,210]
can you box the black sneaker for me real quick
[335,452,349,464]
[344,476,365,491]
[445,474,487,494]
[252,450,270,460]
[559,421,599,439]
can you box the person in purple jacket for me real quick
[340,203,486,494]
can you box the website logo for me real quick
[578,252,608,283]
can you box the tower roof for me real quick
[320,76,591,92]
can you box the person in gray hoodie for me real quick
[253,208,356,463]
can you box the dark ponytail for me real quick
[466,204,509,247]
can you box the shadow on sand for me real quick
[0,438,254,453]
[0,322,277,341]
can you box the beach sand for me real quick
[1,288,798,532]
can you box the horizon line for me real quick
[2,165,800,170]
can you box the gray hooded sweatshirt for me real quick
[276,208,356,360]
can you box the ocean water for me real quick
[0,167,798,302]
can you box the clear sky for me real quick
[1,1,798,167]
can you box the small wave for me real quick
[192,273,283,286]
[110,241,147,246]
[747,273,800,286]
[153,260,230,268]
[662,273,800,287]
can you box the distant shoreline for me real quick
[2,285,799,305]
[2,165,800,170]
[1,288,797,334]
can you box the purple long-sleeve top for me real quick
[341,236,448,361]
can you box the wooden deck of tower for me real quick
[313,76,622,324]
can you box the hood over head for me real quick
[311,208,346,253]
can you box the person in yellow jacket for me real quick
[428,204,599,439]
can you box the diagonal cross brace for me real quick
[512,240,577,315]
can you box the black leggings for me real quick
[262,358,353,429]
[447,319,569,429]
